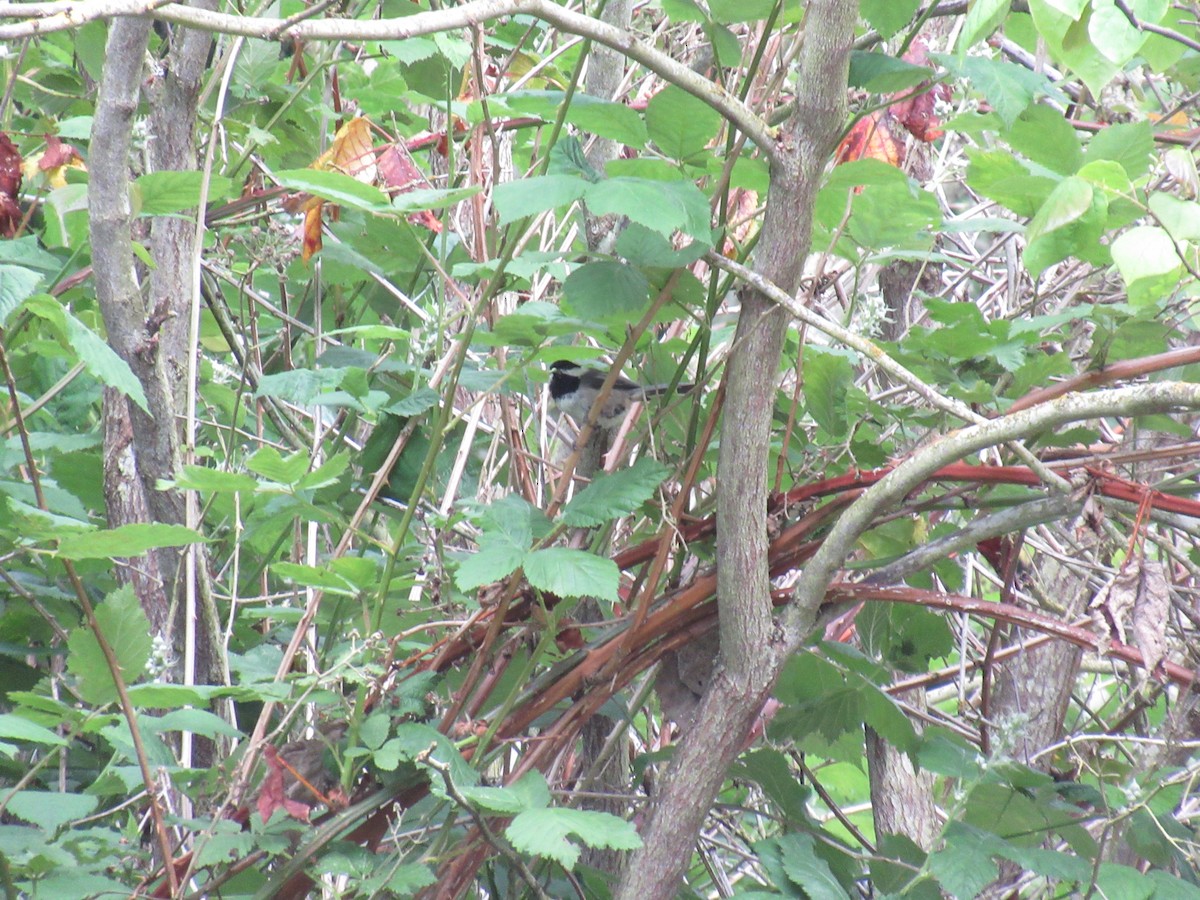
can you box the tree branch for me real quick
[0,0,779,158]
[783,381,1200,648]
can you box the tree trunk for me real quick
[616,3,857,897]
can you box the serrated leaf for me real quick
[804,351,853,437]
[559,457,670,527]
[246,447,310,485]
[5,791,98,833]
[273,562,361,596]
[275,169,391,212]
[493,174,589,223]
[1085,120,1154,179]
[385,387,440,416]
[0,714,68,746]
[134,171,234,215]
[523,548,619,601]
[1024,176,1108,278]
[152,709,243,739]
[0,265,43,325]
[1111,225,1182,306]
[504,91,648,147]
[956,0,1009,49]
[126,684,220,708]
[66,586,153,705]
[939,54,1055,127]
[255,367,348,404]
[455,536,528,591]
[562,260,650,321]
[645,85,722,161]
[929,823,1000,898]
[848,51,936,94]
[860,0,920,38]
[391,186,481,213]
[584,177,712,242]
[457,783,527,815]
[778,833,851,899]
[24,298,150,414]
[506,807,641,869]
[170,466,261,493]
[57,523,204,560]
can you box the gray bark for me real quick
[615,3,858,897]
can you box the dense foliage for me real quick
[3,0,1200,897]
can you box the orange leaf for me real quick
[302,200,323,262]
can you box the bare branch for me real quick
[783,381,1200,648]
[0,0,779,158]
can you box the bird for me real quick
[548,359,693,429]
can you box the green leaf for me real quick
[929,822,1001,899]
[57,523,204,560]
[273,562,361,596]
[23,297,150,413]
[848,52,936,94]
[66,586,153,705]
[1111,225,1183,306]
[1088,0,1150,64]
[126,684,221,708]
[504,91,649,147]
[559,457,670,527]
[939,53,1055,127]
[0,265,43,325]
[0,714,69,746]
[5,791,98,833]
[1024,176,1108,278]
[707,0,778,24]
[493,174,588,223]
[457,783,528,815]
[455,498,535,591]
[255,366,350,404]
[965,149,1056,217]
[1145,870,1200,900]
[391,186,481,214]
[858,603,954,674]
[1077,160,1140,228]
[860,0,920,38]
[661,0,706,22]
[1085,120,1154,179]
[731,749,812,825]
[523,548,619,601]
[1094,862,1155,900]
[170,466,260,493]
[956,0,1010,49]
[615,222,707,268]
[1007,103,1082,175]
[586,177,712,243]
[645,85,722,161]
[275,169,392,212]
[0,235,66,274]
[134,171,234,215]
[152,709,243,739]
[803,350,853,437]
[246,447,310,485]
[385,387,440,416]
[1150,193,1200,241]
[506,807,641,869]
[562,260,650,321]
[1028,0,1119,98]
[871,834,938,899]
[777,833,851,900]
[455,539,528,591]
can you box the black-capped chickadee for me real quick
[548,360,693,430]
